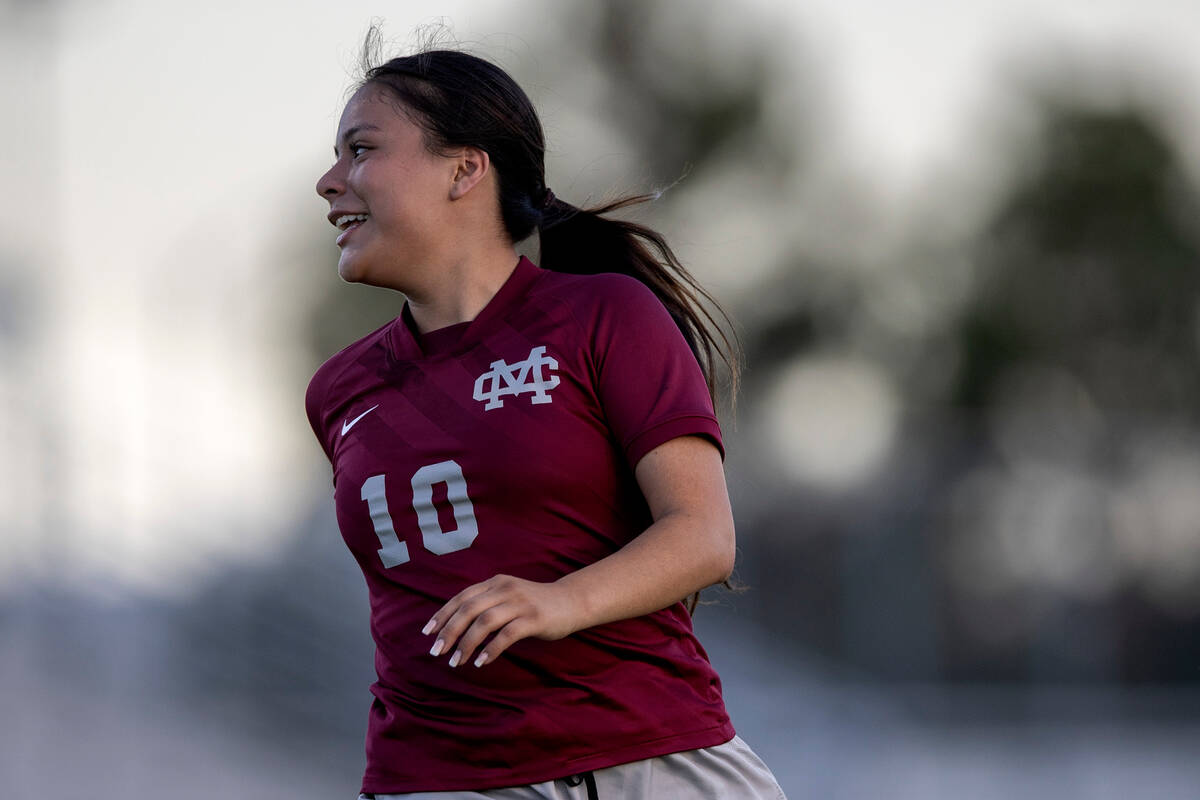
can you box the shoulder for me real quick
[305,317,394,419]
[529,269,669,329]
[533,268,657,304]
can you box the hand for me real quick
[422,574,581,668]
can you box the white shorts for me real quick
[358,735,786,799]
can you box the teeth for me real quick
[335,213,368,229]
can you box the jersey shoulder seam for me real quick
[309,319,395,436]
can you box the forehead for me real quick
[337,85,414,136]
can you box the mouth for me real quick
[335,213,368,246]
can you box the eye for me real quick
[350,143,370,159]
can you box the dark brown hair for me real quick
[357,42,741,413]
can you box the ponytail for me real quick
[538,193,741,413]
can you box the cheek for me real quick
[356,167,443,236]
[381,193,437,235]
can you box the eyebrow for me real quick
[333,124,382,156]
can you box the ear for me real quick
[449,146,491,201]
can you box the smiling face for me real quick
[315,85,460,289]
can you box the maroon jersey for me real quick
[305,257,734,793]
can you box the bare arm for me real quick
[421,434,735,668]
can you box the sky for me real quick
[789,0,1200,188]
[4,0,1200,596]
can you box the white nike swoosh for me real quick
[341,404,379,436]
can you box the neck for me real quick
[404,244,521,334]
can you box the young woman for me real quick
[307,42,786,800]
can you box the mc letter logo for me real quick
[473,345,561,410]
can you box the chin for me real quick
[337,252,370,284]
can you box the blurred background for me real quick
[3,0,1200,797]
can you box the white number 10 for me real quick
[359,460,479,568]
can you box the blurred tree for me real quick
[578,0,795,187]
[942,97,1200,682]
[722,91,1200,686]
[957,103,1200,417]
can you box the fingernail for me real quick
[430,639,444,657]
[474,652,488,668]
[449,650,462,668]
[421,619,435,636]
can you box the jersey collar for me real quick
[386,256,543,361]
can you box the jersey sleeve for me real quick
[305,366,336,467]
[588,275,724,469]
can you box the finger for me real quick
[423,580,496,638]
[432,589,509,660]
[472,617,535,668]
[449,602,521,668]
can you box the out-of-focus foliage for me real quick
[737,95,1200,683]
[957,104,1200,415]
[939,101,1200,681]
[570,0,797,186]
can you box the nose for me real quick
[316,161,343,199]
